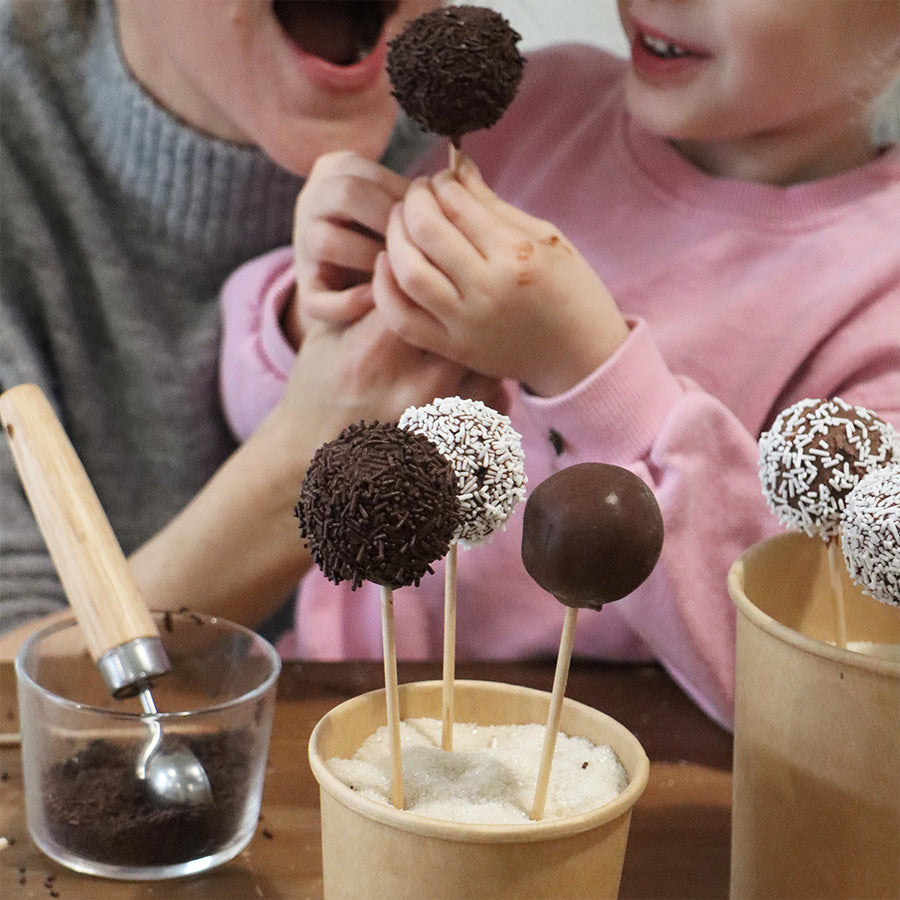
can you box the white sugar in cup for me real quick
[308,680,648,900]
[728,533,900,900]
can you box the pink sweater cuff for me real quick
[518,319,684,463]
[220,247,296,441]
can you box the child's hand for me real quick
[284,151,411,347]
[375,158,630,397]
[278,308,507,450]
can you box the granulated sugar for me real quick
[326,717,628,824]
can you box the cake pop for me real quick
[758,397,899,540]
[521,462,664,610]
[840,465,900,608]
[294,420,460,590]
[386,5,524,148]
[399,396,526,750]
[295,420,461,809]
[520,462,664,819]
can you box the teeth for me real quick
[642,33,689,58]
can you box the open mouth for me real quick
[273,1,400,66]
[641,33,690,59]
[638,29,709,61]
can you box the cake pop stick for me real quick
[758,397,899,647]
[399,397,526,750]
[295,421,460,807]
[531,604,578,820]
[521,463,664,820]
[826,538,849,647]
[386,5,524,177]
[380,585,404,809]
[441,541,458,750]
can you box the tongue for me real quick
[276,1,358,66]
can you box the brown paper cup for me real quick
[308,679,649,900]
[728,532,900,900]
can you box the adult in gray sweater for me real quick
[0,0,474,653]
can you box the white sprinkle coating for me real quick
[840,465,900,608]
[758,398,900,539]
[399,397,526,545]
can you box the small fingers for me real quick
[372,251,452,357]
[384,202,463,322]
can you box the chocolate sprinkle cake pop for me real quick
[398,396,526,546]
[840,465,900,608]
[758,397,900,540]
[521,463,664,610]
[295,421,460,590]
[386,5,524,146]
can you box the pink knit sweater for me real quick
[220,46,900,729]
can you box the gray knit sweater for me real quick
[0,0,431,632]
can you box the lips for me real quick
[273,1,399,66]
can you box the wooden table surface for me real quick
[0,659,733,899]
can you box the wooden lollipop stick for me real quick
[449,142,464,178]
[826,537,848,649]
[441,542,458,751]
[380,585,404,809]
[531,605,579,820]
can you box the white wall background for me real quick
[461,0,899,142]
[458,0,628,55]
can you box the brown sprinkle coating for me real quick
[387,5,524,144]
[295,421,460,589]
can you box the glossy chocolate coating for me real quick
[521,463,664,609]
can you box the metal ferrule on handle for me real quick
[96,636,172,699]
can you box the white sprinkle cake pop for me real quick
[399,397,526,546]
[758,397,900,540]
[840,465,900,608]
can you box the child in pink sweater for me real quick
[220,1,900,729]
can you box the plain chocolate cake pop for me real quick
[398,396,526,546]
[521,463,664,610]
[758,397,899,540]
[840,465,900,608]
[295,421,460,590]
[386,5,524,146]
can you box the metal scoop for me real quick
[0,384,213,807]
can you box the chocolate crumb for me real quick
[548,429,565,455]
[41,731,254,867]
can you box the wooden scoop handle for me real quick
[0,383,160,662]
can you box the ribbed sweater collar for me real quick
[78,0,304,256]
[620,104,900,229]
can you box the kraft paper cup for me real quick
[728,532,900,900]
[308,679,649,900]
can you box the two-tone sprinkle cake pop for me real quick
[387,5,524,170]
[758,397,899,645]
[520,462,664,819]
[840,465,900,609]
[399,396,526,749]
[295,420,461,808]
